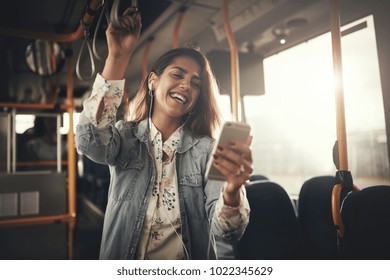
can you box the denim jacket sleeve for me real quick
[75,74,126,165]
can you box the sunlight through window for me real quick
[244,15,389,196]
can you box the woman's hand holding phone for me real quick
[205,121,253,207]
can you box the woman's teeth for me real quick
[170,93,187,104]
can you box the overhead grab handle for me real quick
[93,0,110,61]
[76,30,96,81]
[77,0,139,81]
[110,0,139,31]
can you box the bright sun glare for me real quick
[240,15,388,195]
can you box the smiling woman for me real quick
[1,0,390,266]
[146,56,202,131]
[131,48,220,139]
[75,6,253,260]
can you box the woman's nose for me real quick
[180,79,191,91]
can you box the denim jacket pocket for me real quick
[179,173,207,221]
[110,158,145,201]
[179,173,203,188]
[117,157,144,170]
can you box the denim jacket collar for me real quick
[133,119,199,154]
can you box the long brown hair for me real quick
[131,47,221,138]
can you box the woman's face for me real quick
[150,55,201,122]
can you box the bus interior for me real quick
[0,0,390,260]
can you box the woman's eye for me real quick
[192,82,201,89]
[172,73,182,78]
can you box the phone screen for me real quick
[205,121,251,181]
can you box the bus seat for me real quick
[298,176,339,259]
[249,174,269,182]
[339,185,390,259]
[237,181,307,259]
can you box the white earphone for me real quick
[149,81,154,97]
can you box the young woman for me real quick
[75,7,253,260]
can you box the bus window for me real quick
[15,114,35,134]
[244,15,389,198]
[61,112,80,134]
[217,94,235,124]
[13,113,67,172]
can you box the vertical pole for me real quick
[222,0,240,122]
[329,0,348,171]
[142,38,153,80]
[66,43,76,259]
[173,8,186,49]
[329,0,353,238]
[57,114,61,173]
[11,108,16,173]
[6,113,11,173]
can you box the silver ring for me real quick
[235,164,245,176]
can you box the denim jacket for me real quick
[76,115,248,259]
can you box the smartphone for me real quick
[205,121,251,181]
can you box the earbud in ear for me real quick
[149,81,154,97]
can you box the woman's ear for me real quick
[148,72,157,90]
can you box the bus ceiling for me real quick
[0,0,387,101]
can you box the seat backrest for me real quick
[237,181,306,259]
[339,185,390,259]
[298,176,339,259]
[249,174,269,182]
